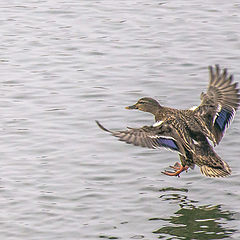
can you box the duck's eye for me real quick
[138,101,146,104]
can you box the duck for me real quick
[96,65,240,177]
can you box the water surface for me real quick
[0,1,240,239]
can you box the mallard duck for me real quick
[96,65,240,177]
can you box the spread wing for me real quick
[96,120,194,157]
[194,65,240,144]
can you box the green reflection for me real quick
[151,188,237,239]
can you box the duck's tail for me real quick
[200,159,231,178]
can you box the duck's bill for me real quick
[125,104,137,109]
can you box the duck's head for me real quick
[126,97,161,114]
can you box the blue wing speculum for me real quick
[214,107,235,133]
[155,137,179,152]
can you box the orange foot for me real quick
[162,162,189,177]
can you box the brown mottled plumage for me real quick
[97,65,239,178]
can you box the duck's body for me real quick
[154,107,217,145]
[97,65,240,177]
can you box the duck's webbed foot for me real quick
[162,162,189,177]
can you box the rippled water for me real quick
[0,1,240,239]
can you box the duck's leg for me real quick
[162,155,189,177]
[162,163,189,177]
[170,162,182,170]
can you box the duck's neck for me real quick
[154,106,172,122]
[149,105,161,115]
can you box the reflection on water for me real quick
[150,188,237,240]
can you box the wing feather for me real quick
[96,120,187,156]
[195,65,240,144]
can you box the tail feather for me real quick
[200,160,231,178]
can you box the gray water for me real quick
[0,1,240,239]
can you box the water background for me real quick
[0,1,240,239]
